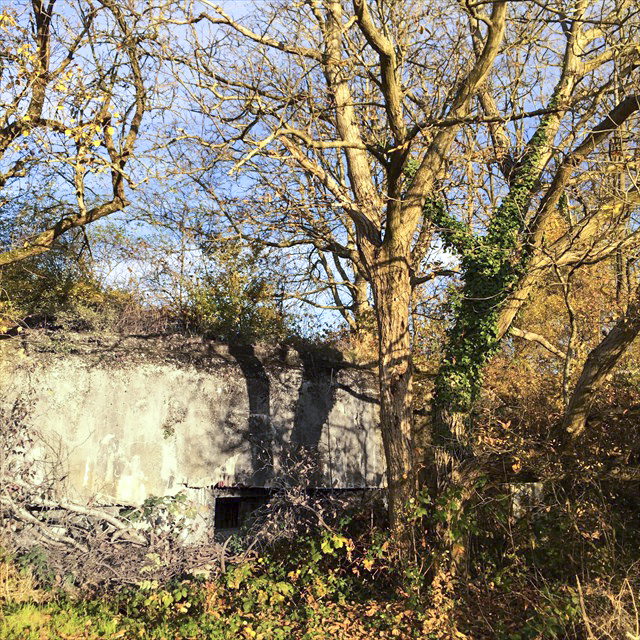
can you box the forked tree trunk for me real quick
[370,246,416,549]
[427,95,565,573]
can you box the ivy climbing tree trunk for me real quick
[426,8,640,571]
[431,102,560,464]
[182,0,507,556]
[431,35,640,471]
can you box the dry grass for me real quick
[580,574,640,640]
[0,556,48,604]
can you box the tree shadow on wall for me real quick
[288,343,343,486]
[228,344,274,485]
[229,341,349,488]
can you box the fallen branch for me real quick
[0,495,89,554]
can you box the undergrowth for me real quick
[2,465,639,639]
[3,488,639,640]
[0,526,433,640]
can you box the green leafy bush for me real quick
[185,272,287,345]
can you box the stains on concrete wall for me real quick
[0,332,384,507]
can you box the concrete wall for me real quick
[0,331,384,507]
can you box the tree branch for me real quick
[561,287,640,442]
[529,95,640,241]
[509,326,565,359]
[199,1,323,62]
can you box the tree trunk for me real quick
[352,272,375,348]
[431,283,499,467]
[370,246,416,550]
[562,294,640,441]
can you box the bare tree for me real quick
[178,0,638,545]
[169,0,508,548]
[0,0,170,268]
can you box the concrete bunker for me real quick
[0,331,386,538]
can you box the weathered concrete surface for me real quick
[0,331,383,507]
